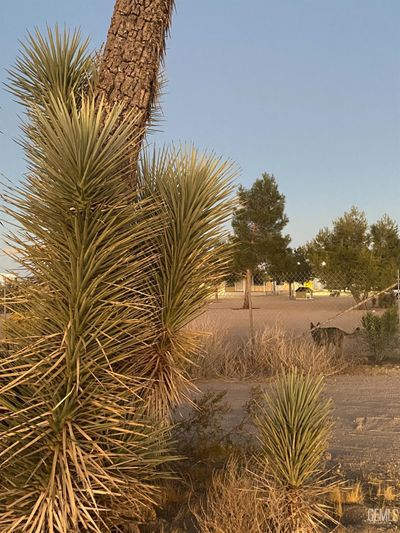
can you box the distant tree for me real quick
[307,207,395,302]
[231,173,290,308]
[370,214,400,290]
[283,247,314,296]
[307,207,375,302]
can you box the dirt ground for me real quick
[189,372,400,530]
[198,293,364,338]
[187,293,400,529]
[193,371,400,477]
[193,296,400,478]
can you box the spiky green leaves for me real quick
[0,28,174,532]
[254,371,337,531]
[140,147,235,332]
[1,25,236,530]
[7,25,96,112]
[137,147,236,416]
[255,370,333,488]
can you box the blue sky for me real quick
[0,1,399,269]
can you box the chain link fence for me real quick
[220,270,400,304]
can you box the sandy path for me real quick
[197,294,365,339]
[193,372,400,475]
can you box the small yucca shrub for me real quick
[254,370,337,532]
[362,307,399,363]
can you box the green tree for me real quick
[283,246,314,296]
[308,208,400,303]
[231,173,290,308]
[307,207,374,302]
[370,214,400,290]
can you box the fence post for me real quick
[246,269,254,341]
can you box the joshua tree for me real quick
[0,27,234,529]
[96,0,175,179]
[1,28,174,531]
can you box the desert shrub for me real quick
[191,322,344,379]
[378,291,396,308]
[361,307,399,363]
[172,391,252,481]
[253,370,338,532]
[141,393,255,532]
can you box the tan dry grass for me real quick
[256,475,338,533]
[193,456,271,533]
[190,320,345,379]
[194,456,337,533]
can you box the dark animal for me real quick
[310,322,360,353]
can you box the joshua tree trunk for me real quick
[96,0,175,182]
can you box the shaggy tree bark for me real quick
[97,0,175,181]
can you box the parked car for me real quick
[295,286,313,300]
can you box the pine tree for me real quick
[231,173,290,309]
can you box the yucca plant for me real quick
[7,25,96,104]
[137,147,236,417]
[254,370,337,532]
[5,28,236,424]
[0,28,175,532]
[0,25,236,530]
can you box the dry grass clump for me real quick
[194,457,337,533]
[194,456,271,533]
[191,371,339,533]
[189,319,241,378]
[344,482,364,504]
[245,325,345,377]
[191,321,345,379]
[256,475,337,533]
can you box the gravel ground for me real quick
[193,371,400,476]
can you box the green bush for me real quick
[362,307,399,363]
[378,291,396,309]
